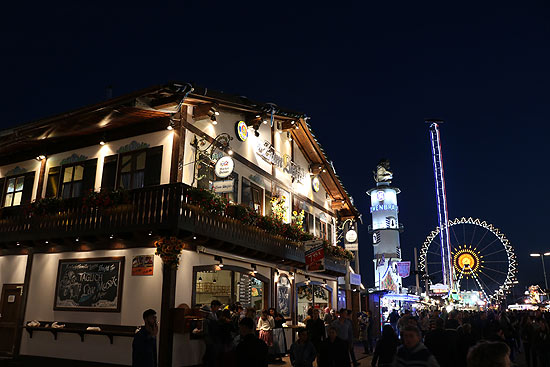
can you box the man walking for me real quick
[132,309,158,367]
[331,308,359,367]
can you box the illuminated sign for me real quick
[214,156,234,178]
[376,190,385,201]
[235,120,248,142]
[256,141,306,183]
[370,204,398,213]
[312,176,320,192]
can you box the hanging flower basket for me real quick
[155,236,186,269]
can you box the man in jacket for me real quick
[132,309,158,367]
[318,326,350,367]
[236,317,268,367]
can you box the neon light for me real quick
[428,122,454,291]
[370,204,398,213]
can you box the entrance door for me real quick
[0,284,23,356]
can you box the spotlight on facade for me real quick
[227,148,233,156]
[252,264,258,274]
[215,256,224,268]
[36,155,46,161]
[289,272,294,280]
[100,140,106,146]
[210,115,217,125]
[287,132,292,142]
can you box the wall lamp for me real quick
[215,256,224,268]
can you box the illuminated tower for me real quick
[426,120,455,291]
[367,159,403,292]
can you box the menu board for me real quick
[238,274,252,307]
[54,257,125,312]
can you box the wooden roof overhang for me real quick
[0,83,360,219]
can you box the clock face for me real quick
[345,230,357,243]
[376,190,385,201]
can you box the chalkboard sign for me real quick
[54,257,125,312]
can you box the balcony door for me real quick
[0,284,23,357]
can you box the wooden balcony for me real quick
[0,183,347,275]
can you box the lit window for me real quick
[4,176,25,207]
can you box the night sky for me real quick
[2,3,549,295]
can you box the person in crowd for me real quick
[217,309,236,367]
[269,307,287,361]
[317,326,350,367]
[424,317,457,367]
[236,317,268,367]
[397,310,411,335]
[289,328,317,367]
[132,309,158,367]
[457,323,476,367]
[347,309,360,366]
[358,311,370,354]
[419,311,430,336]
[371,324,399,367]
[203,300,223,367]
[445,311,460,330]
[395,325,439,367]
[331,308,358,366]
[428,309,440,332]
[466,341,511,367]
[389,309,400,333]
[520,315,535,367]
[257,309,275,353]
[366,310,375,354]
[306,308,326,353]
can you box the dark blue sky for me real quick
[1,3,549,293]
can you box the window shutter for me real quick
[101,155,118,190]
[45,166,61,197]
[0,178,5,205]
[82,159,98,194]
[21,172,36,204]
[144,146,163,187]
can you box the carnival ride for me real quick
[419,217,518,303]
[423,120,517,305]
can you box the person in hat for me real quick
[132,309,158,367]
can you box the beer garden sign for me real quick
[256,140,306,183]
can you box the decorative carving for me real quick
[60,154,88,166]
[5,166,27,176]
[374,159,393,183]
[117,141,150,154]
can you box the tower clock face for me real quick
[376,191,385,201]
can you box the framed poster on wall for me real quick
[276,274,291,318]
[54,257,125,312]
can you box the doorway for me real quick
[0,284,23,356]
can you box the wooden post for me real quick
[13,249,34,356]
[158,264,176,367]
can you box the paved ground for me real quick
[276,344,372,367]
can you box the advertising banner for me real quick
[304,240,325,272]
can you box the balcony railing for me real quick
[0,183,346,274]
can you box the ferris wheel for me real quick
[419,217,518,303]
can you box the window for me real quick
[119,150,146,190]
[193,266,266,310]
[61,164,84,199]
[315,217,321,238]
[4,176,24,207]
[242,178,263,214]
[297,284,332,322]
[47,159,97,198]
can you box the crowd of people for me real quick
[199,301,368,367]
[371,308,550,367]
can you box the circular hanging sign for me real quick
[235,120,248,142]
[346,229,358,243]
[312,176,320,192]
[215,156,234,178]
